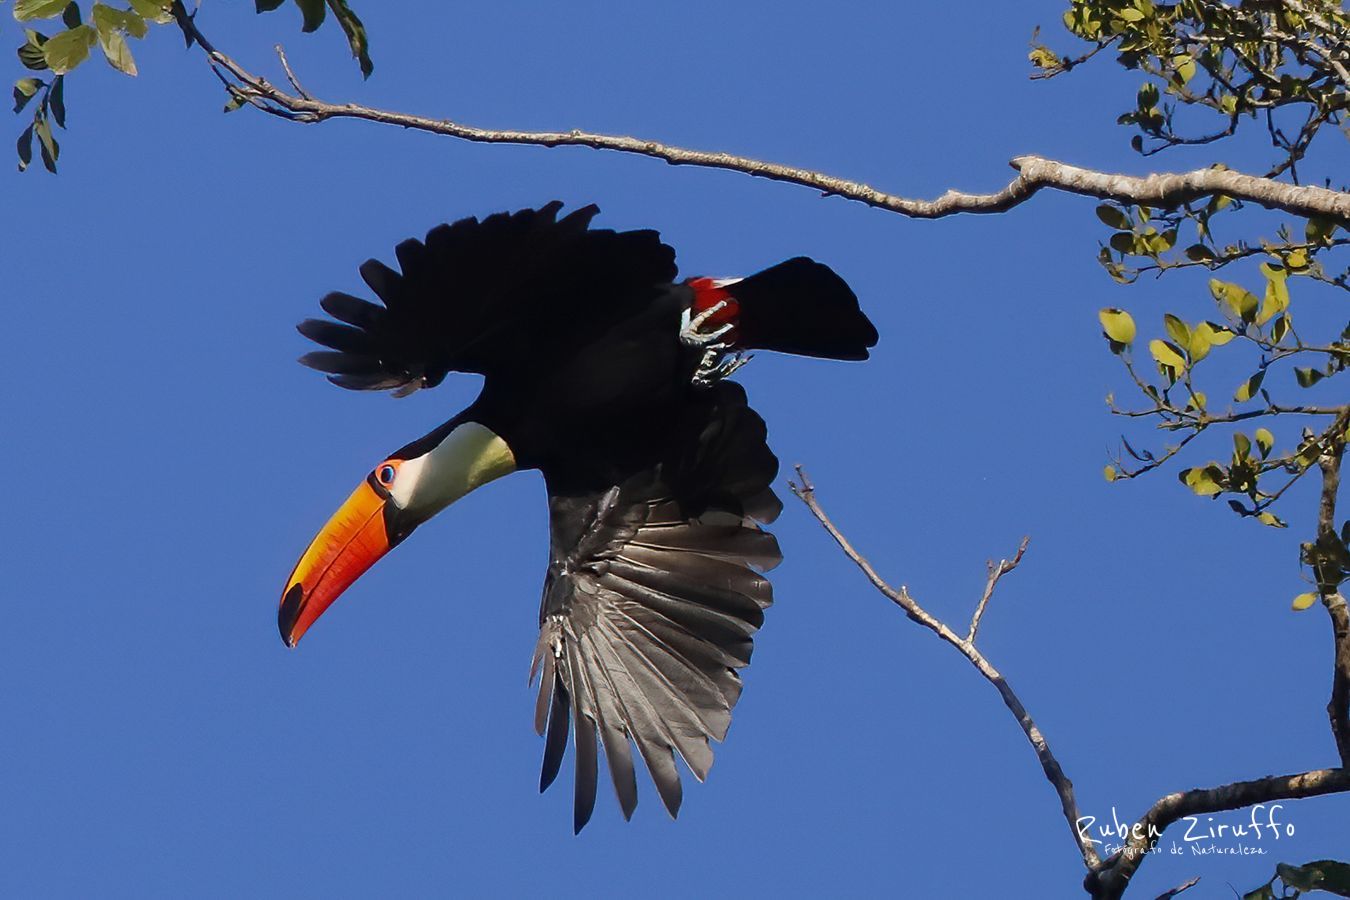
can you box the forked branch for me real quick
[791,468,1350,898]
[787,467,1099,870]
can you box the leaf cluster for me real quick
[1244,858,1350,899]
[7,0,370,171]
[1033,0,1348,171]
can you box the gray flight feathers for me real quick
[530,382,782,832]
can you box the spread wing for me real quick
[530,383,783,831]
[297,202,678,395]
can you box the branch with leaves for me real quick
[126,9,1350,226]
[9,1,1350,229]
[7,0,370,171]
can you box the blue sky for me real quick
[3,2,1346,896]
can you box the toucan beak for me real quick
[279,479,392,647]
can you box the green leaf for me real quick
[97,26,136,74]
[42,24,96,74]
[1103,465,1118,482]
[1029,46,1060,69]
[1210,279,1259,323]
[1109,231,1136,254]
[1188,326,1211,362]
[93,3,149,40]
[61,1,80,28]
[327,0,372,77]
[1259,512,1286,528]
[1271,314,1289,344]
[1200,321,1236,346]
[294,0,325,32]
[1184,243,1216,261]
[1295,367,1325,388]
[1163,314,1189,348]
[1149,338,1186,371]
[12,77,42,113]
[16,122,34,171]
[19,30,51,70]
[34,111,58,172]
[1233,432,1251,459]
[49,74,65,126]
[1181,464,1225,496]
[1098,308,1136,345]
[1306,217,1339,246]
[1235,370,1265,402]
[1258,263,1290,325]
[1255,428,1274,458]
[13,0,69,21]
[128,0,174,22]
[1095,204,1132,230]
[1292,592,1318,611]
[254,0,287,10]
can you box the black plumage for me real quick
[294,202,876,830]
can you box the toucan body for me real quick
[281,203,877,831]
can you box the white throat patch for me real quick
[391,422,516,516]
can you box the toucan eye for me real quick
[377,464,397,485]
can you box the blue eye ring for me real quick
[377,464,397,485]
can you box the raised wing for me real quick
[530,382,783,831]
[298,202,678,395]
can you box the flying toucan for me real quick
[280,202,878,831]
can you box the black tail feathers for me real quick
[727,258,878,361]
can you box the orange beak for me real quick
[279,478,392,647]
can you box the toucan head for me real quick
[278,413,517,647]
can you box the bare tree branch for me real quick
[173,10,1350,225]
[1087,767,1350,899]
[1153,875,1200,899]
[968,537,1031,644]
[1315,415,1350,765]
[787,468,1100,870]
[794,468,1350,898]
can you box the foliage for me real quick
[1034,0,1349,610]
[1245,859,1350,898]
[1032,0,1348,169]
[6,0,369,171]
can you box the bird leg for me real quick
[679,301,734,348]
[692,348,752,388]
[680,301,751,388]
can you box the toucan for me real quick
[280,202,877,832]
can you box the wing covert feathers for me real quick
[531,382,781,831]
[298,202,677,395]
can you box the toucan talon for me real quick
[691,348,751,389]
[679,303,733,348]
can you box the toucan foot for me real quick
[679,301,734,348]
[691,347,752,389]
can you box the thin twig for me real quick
[1154,876,1201,900]
[787,467,1100,870]
[274,44,312,100]
[968,536,1031,644]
